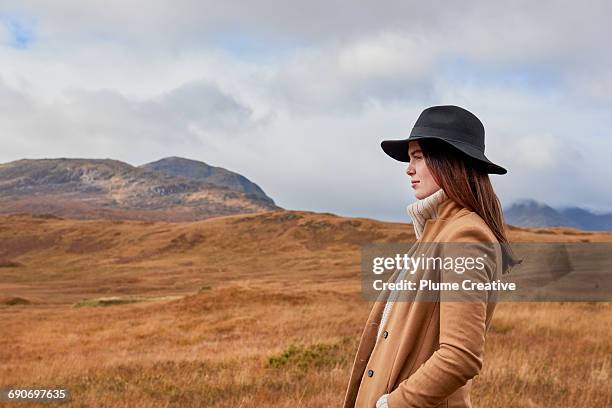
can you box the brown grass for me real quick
[0,210,610,407]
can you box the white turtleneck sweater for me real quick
[374,188,448,408]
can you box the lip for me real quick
[411,181,419,188]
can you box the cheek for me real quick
[416,162,430,180]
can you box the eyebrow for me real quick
[409,149,423,156]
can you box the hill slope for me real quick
[0,210,609,304]
[1,212,611,407]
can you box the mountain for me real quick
[504,198,612,231]
[558,206,612,231]
[0,157,280,221]
[139,157,273,204]
[504,199,580,229]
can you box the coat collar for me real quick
[436,196,466,220]
[406,188,447,240]
[419,197,470,241]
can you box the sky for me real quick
[1,1,612,222]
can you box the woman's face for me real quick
[406,140,441,199]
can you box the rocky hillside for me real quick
[0,157,279,221]
[140,157,273,204]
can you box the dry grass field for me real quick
[0,211,610,407]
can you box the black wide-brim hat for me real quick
[381,105,507,175]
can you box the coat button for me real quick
[367,369,374,377]
[383,331,388,339]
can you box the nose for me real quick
[406,161,415,176]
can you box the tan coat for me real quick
[343,198,503,408]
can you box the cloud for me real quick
[0,77,262,163]
[265,31,440,115]
[509,134,563,170]
[0,0,612,220]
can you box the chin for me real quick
[414,188,435,200]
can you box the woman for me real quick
[343,105,519,408]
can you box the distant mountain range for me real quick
[1,158,609,231]
[504,199,612,231]
[0,157,279,221]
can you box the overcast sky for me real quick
[1,1,612,221]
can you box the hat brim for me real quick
[381,136,507,175]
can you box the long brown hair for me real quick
[418,138,521,274]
